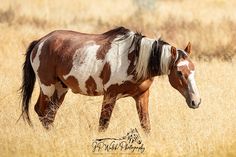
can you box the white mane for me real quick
[135,39,173,80]
[135,37,155,80]
[160,44,172,75]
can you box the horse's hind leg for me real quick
[34,81,68,129]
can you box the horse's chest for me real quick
[63,42,133,96]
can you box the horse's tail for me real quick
[19,40,39,126]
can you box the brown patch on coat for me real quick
[37,39,57,86]
[61,75,82,94]
[36,32,88,86]
[106,81,137,98]
[187,59,195,71]
[178,65,191,79]
[102,27,130,37]
[96,27,130,60]
[106,79,153,98]
[100,62,111,84]
[96,43,111,60]
[85,76,98,95]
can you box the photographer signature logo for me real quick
[92,128,145,153]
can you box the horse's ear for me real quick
[171,46,177,60]
[184,42,192,54]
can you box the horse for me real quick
[19,27,201,132]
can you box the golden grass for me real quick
[0,0,236,156]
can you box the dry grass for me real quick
[0,0,236,157]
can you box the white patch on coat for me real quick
[31,40,44,75]
[177,60,200,98]
[188,71,200,98]
[63,42,103,94]
[55,82,68,98]
[40,84,55,98]
[177,60,189,67]
[104,34,135,90]
[160,45,172,75]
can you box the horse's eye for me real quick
[177,71,182,77]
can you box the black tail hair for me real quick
[19,40,38,126]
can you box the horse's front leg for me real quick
[133,89,151,133]
[98,95,116,132]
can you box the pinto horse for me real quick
[20,27,201,132]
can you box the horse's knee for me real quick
[35,82,68,129]
[34,95,56,129]
[38,104,56,129]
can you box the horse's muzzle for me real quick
[188,98,201,109]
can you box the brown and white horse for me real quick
[20,27,201,132]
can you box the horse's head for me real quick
[168,42,201,109]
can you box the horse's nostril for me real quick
[191,99,201,109]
